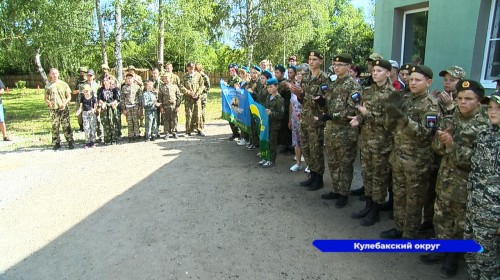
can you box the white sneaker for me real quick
[301,155,305,162]
[304,166,310,173]
[290,164,302,172]
[237,138,248,146]
[256,152,261,157]
[262,161,274,168]
[258,159,267,166]
[293,156,297,161]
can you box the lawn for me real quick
[0,87,223,152]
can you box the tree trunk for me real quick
[34,48,49,86]
[114,0,123,83]
[158,0,164,66]
[96,0,108,65]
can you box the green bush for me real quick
[15,80,27,89]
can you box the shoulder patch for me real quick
[425,114,438,128]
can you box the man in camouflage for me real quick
[164,63,182,134]
[418,79,489,277]
[315,53,361,208]
[381,65,440,239]
[349,59,395,225]
[180,62,205,136]
[195,63,210,127]
[274,64,292,152]
[121,73,141,141]
[464,91,500,280]
[44,68,75,150]
[124,66,144,127]
[246,65,264,150]
[296,50,329,191]
[361,53,383,88]
[158,73,182,139]
[259,77,284,168]
[73,66,88,132]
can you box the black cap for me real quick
[400,63,413,72]
[373,59,392,71]
[456,79,485,98]
[275,64,286,73]
[409,65,433,79]
[309,50,324,60]
[332,53,352,64]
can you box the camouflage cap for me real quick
[101,64,110,70]
[266,77,278,85]
[373,59,392,71]
[78,67,88,73]
[481,90,500,104]
[87,69,95,76]
[275,64,286,73]
[366,53,383,61]
[439,66,466,79]
[400,63,414,72]
[309,50,324,60]
[333,53,352,64]
[456,79,484,97]
[409,65,433,79]
[127,65,136,71]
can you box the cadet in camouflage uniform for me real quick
[226,64,242,140]
[73,66,88,132]
[258,77,284,168]
[121,73,141,141]
[464,91,500,280]
[361,53,383,88]
[381,65,440,239]
[180,62,205,136]
[150,68,162,128]
[419,80,489,278]
[246,65,264,150]
[158,73,182,139]
[124,66,144,127]
[164,63,182,134]
[44,68,75,150]
[143,81,160,141]
[350,59,395,225]
[297,50,329,191]
[274,64,292,151]
[315,53,361,208]
[195,63,211,127]
[97,80,120,144]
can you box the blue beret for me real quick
[288,65,297,72]
[241,66,250,73]
[262,69,273,79]
[266,77,278,85]
[275,64,286,73]
[252,65,261,72]
[228,63,238,70]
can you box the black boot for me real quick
[380,228,403,239]
[440,253,459,278]
[350,186,364,196]
[351,196,373,219]
[380,188,394,210]
[68,141,75,149]
[418,253,445,265]
[360,202,380,226]
[53,142,61,150]
[307,173,324,191]
[300,172,315,187]
[334,195,348,208]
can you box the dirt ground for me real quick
[0,120,468,280]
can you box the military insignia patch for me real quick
[462,81,470,88]
[405,65,410,69]
[351,92,361,104]
[412,67,416,71]
[335,57,339,61]
[426,115,437,128]
[375,61,380,65]
[321,85,328,91]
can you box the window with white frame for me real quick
[401,8,429,65]
[483,0,500,82]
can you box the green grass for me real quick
[0,87,223,152]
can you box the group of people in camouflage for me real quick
[224,50,498,279]
[45,62,210,149]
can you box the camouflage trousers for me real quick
[325,123,358,196]
[185,97,203,133]
[138,106,144,127]
[423,161,439,224]
[201,92,207,125]
[145,109,158,138]
[50,108,74,144]
[359,140,392,204]
[300,118,324,175]
[95,113,103,140]
[101,105,120,143]
[82,110,97,143]
[433,167,469,240]
[76,92,83,129]
[269,126,281,163]
[162,106,178,135]
[125,106,140,138]
[390,151,431,238]
[250,115,260,146]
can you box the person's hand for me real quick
[76,109,81,116]
[348,116,359,127]
[247,88,253,93]
[47,101,54,109]
[175,107,179,112]
[59,103,66,110]
[288,120,292,130]
[439,91,453,106]
[313,95,326,106]
[266,109,271,115]
[437,128,453,146]
[357,102,368,116]
[123,110,128,116]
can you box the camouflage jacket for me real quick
[246,79,263,101]
[432,107,489,173]
[390,91,440,160]
[200,72,210,94]
[226,75,241,88]
[278,78,291,112]
[265,93,285,126]
[74,77,87,91]
[467,124,500,229]
[143,91,157,111]
[120,83,141,108]
[180,72,204,99]
[163,72,181,88]
[46,80,71,109]
[255,85,269,105]
[324,75,361,125]
[299,70,329,123]
[158,83,182,108]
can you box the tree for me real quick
[158,0,165,66]
[115,0,123,83]
[96,0,108,65]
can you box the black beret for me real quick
[409,65,433,79]
[332,53,352,64]
[275,64,286,73]
[373,59,392,71]
[456,79,484,98]
[309,50,324,59]
[400,63,413,72]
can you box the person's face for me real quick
[250,69,259,80]
[390,68,398,77]
[333,62,350,77]
[50,69,59,81]
[152,69,159,79]
[296,70,304,83]
[443,73,459,93]
[260,75,268,85]
[274,70,284,80]
[367,61,374,72]
[83,89,90,98]
[110,80,117,88]
[488,100,500,125]
[372,66,390,84]
[187,66,194,74]
[229,68,237,76]
[288,59,297,66]
[457,90,481,116]
[349,69,357,79]
[260,62,268,70]
[80,71,86,78]
[308,55,322,70]
[267,84,278,94]
[238,71,247,80]
[165,64,173,72]
[125,76,133,85]
[409,72,432,95]
[399,70,410,84]
[103,80,111,89]
[87,73,94,81]
[287,69,296,80]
